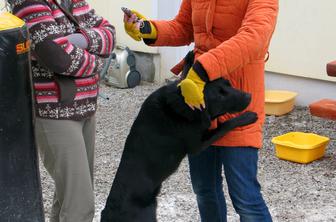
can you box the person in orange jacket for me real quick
[124,0,278,221]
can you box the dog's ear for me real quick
[203,79,229,119]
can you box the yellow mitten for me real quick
[178,67,206,110]
[124,10,157,41]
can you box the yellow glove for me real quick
[178,67,206,110]
[124,10,157,41]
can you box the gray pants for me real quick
[35,116,96,222]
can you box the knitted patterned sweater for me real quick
[12,0,116,120]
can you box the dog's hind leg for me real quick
[200,111,258,150]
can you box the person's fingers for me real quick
[190,101,202,110]
[135,20,142,29]
[124,22,132,31]
[188,104,195,111]
[186,98,202,111]
[130,14,137,23]
[123,14,128,23]
[125,14,135,24]
[189,94,204,110]
[127,17,133,24]
[125,22,139,33]
[179,79,205,111]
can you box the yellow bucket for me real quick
[265,90,298,116]
[272,132,330,164]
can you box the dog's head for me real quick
[204,78,251,119]
[164,78,251,122]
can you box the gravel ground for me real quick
[40,82,336,222]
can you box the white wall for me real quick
[265,0,336,105]
[87,0,191,82]
[266,0,336,82]
[86,0,158,54]
[87,0,190,82]
[156,0,193,82]
[0,0,6,12]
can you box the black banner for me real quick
[0,23,45,222]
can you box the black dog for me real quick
[100,79,257,222]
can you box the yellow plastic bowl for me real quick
[271,132,330,164]
[265,90,298,116]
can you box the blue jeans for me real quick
[188,146,272,222]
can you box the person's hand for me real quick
[99,56,111,80]
[123,10,157,41]
[66,33,88,49]
[178,67,206,110]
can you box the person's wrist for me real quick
[192,61,209,83]
[140,21,157,39]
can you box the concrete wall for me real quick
[265,72,335,106]
[264,0,336,105]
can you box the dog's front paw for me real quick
[234,111,258,127]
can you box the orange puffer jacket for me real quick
[150,0,278,148]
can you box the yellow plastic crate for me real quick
[271,132,330,164]
[265,90,298,116]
